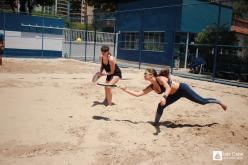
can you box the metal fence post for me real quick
[113,15,117,57]
[84,15,88,61]
[115,31,119,58]
[171,31,176,74]
[138,10,144,69]
[93,14,97,62]
[212,2,221,81]
[184,32,189,68]
[3,12,6,42]
[69,29,72,58]
[42,15,44,57]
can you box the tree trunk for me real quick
[20,0,27,13]
[8,0,17,13]
[27,0,33,14]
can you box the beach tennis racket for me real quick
[97,82,122,88]
[92,72,100,83]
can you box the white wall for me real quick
[4,31,63,51]
[62,41,115,61]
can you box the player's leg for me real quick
[105,76,120,105]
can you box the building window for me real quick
[143,32,165,52]
[120,32,139,50]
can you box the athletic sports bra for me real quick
[102,58,111,72]
[101,58,120,74]
[152,77,172,94]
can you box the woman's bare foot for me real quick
[107,101,113,106]
[102,98,108,106]
[220,102,227,111]
[103,98,114,106]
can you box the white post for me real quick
[55,0,57,15]
[115,31,120,58]
[184,32,189,68]
[196,48,198,58]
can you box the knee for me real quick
[107,88,112,93]
[202,99,210,105]
[105,86,110,90]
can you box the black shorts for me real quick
[106,67,122,81]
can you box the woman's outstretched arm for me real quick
[121,85,153,97]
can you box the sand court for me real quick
[0,58,247,165]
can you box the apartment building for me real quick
[56,0,93,23]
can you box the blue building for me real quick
[116,0,233,66]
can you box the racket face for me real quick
[92,73,100,83]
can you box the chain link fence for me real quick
[1,1,248,87]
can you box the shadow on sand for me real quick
[91,101,116,107]
[160,121,219,128]
[92,115,146,124]
[150,121,219,135]
[92,115,219,136]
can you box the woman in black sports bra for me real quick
[121,67,227,126]
[97,45,122,105]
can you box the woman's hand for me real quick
[120,86,127,91]
[103,73,109,76]
[95,72,101,77]
[159,97,166,106]
[96,72,106,77]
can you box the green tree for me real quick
[7,0,55,14]
[19,0,27,13]
[36,0,55,12]
[7,0,17,12]
[19,0,37,13]
[85,0,117,12]
[233,0,248,18]
[195,25,237,45]
[195,25,239,70]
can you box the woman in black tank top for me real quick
[121,67,227,127]
[97,45,122,106]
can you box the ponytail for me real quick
[152,68,158,77]
[159,67,170,78]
